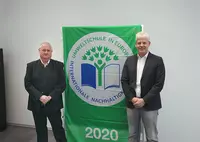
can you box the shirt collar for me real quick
[40,59,50,67]
[137,51,149,59]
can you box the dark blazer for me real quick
[24,59,66,113]
[121,52,165,110]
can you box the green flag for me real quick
[62,25,142,142]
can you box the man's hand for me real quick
[40,95,52,105]
[46,96,52,103]
[40,95,48,104]
[131,97,139,104]
[133,98,145,108]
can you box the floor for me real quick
[0,125,55,142]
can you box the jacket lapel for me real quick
[133,55,138,83]
[141,52,152,80]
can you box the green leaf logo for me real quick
[97,46,102,52]
[109,50,114,56]
[113,55,119,60]
[82,46,119,86]
[94,53,99,58]
[82,55,87,60]
[89,56,94,61]
[100,53,106,58]
[104,47,109,52]
[86,50,91,56]
[106,56,111,61]
[91,47,96,53]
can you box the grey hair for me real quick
[136,31,150,41]
[39,42,53,50]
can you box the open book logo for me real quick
[81,46,120,90]
[67,32,133,107]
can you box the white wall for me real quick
[0,0,6,48]
[3,0,200,142]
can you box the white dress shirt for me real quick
[40,59,50,67]
[135,52,149,97]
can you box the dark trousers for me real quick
[32,109,67,142]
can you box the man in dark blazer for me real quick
[121,32,165,142]
[24,42,67,142]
